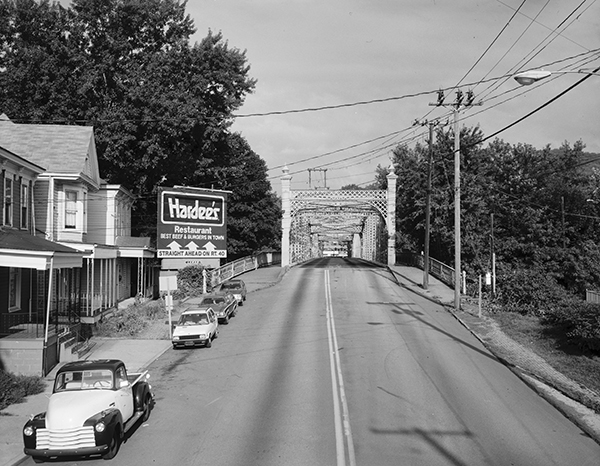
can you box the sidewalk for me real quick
[0,265,287,466]
[388,264,600,444]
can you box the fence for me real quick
[210,251,281,288]
[397,251,456,288]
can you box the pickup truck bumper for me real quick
[25,444,109,458]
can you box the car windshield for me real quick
[201,297,225,305]
[179,313,209,325]
[221,283,239,290]
[55,369,114,391]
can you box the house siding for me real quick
[33,180,49,238]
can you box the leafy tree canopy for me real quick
[0,0,281,256]
[377,124,600,298]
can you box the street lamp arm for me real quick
[514,68,600,85]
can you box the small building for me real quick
[0,144,84,375]
[0,115,155,374]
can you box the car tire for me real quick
[206,337,212,348]
[32,457,45,464]
[103,429,121,460]
[223,315,229,325]
[141,393,152,422]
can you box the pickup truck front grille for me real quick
[36,426,96,450]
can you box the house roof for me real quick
[0,228,78,253]
[0,144,45,176]
[0,228,83,269]
[115,236,155,258]
[116,237,152,248]
[0,114,100,187]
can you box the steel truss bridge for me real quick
[280,166,398,267]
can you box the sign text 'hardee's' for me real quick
[161,191,224,226]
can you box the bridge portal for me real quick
[281,166,397,267]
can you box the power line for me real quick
[455,0,528,88]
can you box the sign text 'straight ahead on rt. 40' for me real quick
[157,187,227,258]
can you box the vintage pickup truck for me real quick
[23,359,154,463]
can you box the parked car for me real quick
[217,279,247,305]
[172,307,219,349]
[199,292,237,324]
[23,359,153,463]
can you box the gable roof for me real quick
[0,114,100,188]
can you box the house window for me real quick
[9,267,21,311]
[65,190,77,229]
[4,177,12,226]
[21,183,28,229]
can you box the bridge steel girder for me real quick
[280,166,398,267]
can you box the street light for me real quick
[514,68,600,85]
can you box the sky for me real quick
[188,0,600,192]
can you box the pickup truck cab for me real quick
[23,359,153,463]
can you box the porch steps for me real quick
[72,339,97,359]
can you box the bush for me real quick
[95,300,166,337]
[542,301,600,352]
[0,371,46,411]
[174,265,206,299]
[492,267,575,315]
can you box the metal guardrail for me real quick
[210,251,281,288]
[397,251,456,288]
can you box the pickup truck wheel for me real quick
[223,315,229,324]
[103,429,121,460]
[141,393,152,422]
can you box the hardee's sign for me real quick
[157,187,228,260]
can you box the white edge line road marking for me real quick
[325,270,357,466]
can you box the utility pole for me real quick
[414,119,438,290]
[430,88,482,310]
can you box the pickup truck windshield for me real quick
[55,369,114,391]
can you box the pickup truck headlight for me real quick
[172,336,180,341]
[23,426,34,436]
[95,421,106,433]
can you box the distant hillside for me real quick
[580,151,600,171]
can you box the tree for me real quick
[0,0,280,255]
[384,122,600,298]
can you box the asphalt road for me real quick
[24,258,600,465]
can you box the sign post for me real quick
[159,274,177,339]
